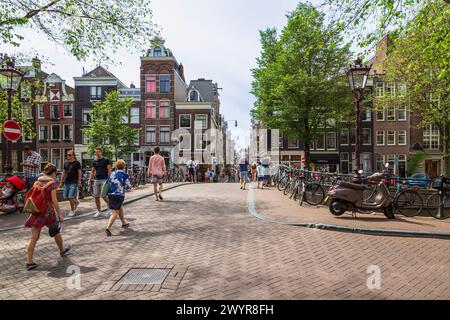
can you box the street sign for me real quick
[301,156,306,164]
[3,120,21,142]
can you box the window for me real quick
[21,83,31,99]
[22,133,33,143]
[398,130,407,145]
[82,109,93,125]
[195,114,208,129]
[145,76,156,93]
[386,83,395,97]
[387,106,395,121]
[387,130,395,145]
[398,105,407,121]
[50,105,59,120]
[376,109,384,121]
[90,86,101,99]
[398,83,407,97]
[146,101,156,119]
[82,132,92,145]
[340,153,349,174]
[362,128,372,145]
[362,153,372,173]
[179,134,191,151]
[350,129,356,145]
[362,107,372,122]
[339,131,349,145]
[22,104,32,119]
[38,105,45,119]
[180,114,191,128]
[314,132,325,150]
[398,155,407,178]
[63,104,73,118]
[423,125,439,150]
[160,126,170,144]
[326,132,336,150]
[51,149,61,170]
[190,90,199,101]
[159,101,170,119]
[63,125,73,141]
[39,125,48,141]
[159,75,170,93]
[387,155,396,173]
[130,108,140,124]
[376,130,385,146]
[288,138,299,148]
[51,125,61,141]
[375,154,385,172]
[153,48,162,57]
[195,134,207,150]
[39,149,49,162]
[375,82,384,97]
[145,126,156,144]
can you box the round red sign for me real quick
[3,120,21,142]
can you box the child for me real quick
[257,162,265,189]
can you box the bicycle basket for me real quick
[432,176,450,190]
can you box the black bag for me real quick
[432,176,450,190]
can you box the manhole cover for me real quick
[117,268,170,285]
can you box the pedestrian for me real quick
[105,160,131,237]
[88,148,112,218]
[257,161,265,189]
[238,155,249,190]
[24,163,71,271]
[186,159,196,183]
[147,147,166,201]
[59,150,82,217]
[251,161,257,182]
[21,146,42,190]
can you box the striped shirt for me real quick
[24,152,42,178]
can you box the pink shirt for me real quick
[148,154,166,177]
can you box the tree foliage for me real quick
[83,91,140,161]
[0,0,157,63]
[251,3,353,166]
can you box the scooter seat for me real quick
[340,182,367,191]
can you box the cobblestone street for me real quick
[1,183,450,300]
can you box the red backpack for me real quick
[23,180,54,215]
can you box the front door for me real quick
[425,160,439,178]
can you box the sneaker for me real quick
[68,211,76,217]
[93,211,101,218]
[105,229,112,237]
[60,245,71,257]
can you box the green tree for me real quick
[320,0,449,49]
[0,0,157,63]
[251,3,353,167]
[379,1,450,174]
[83,91,140,161]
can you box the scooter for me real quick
[327,163,395,219]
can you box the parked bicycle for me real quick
[426,176,450,220]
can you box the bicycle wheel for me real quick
[426,193,450,220]
[277,176,289,191]
[304,183,325,206]
[289,180,298,199]
[395,190,423,217]
[283,179,293,196]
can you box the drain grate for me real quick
[117,268,170,285]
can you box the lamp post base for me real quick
[352,170,362,184]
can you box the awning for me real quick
[310,153,340,165]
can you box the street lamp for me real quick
[0,54,25,175]
[346,58,371,184]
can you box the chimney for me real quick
[130,82,136,88]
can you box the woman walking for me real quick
[105,160,131,237]
[24,163,71,271]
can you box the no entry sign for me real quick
[3,120,21,142]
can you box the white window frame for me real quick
[39,148,49,163]
[51,148,61,169]
[51,125,61,141]
[179,114,191,129]
[145,75,157,93]
[195,114,208,130]
[195,134,207,151]
[398,130,407,145]
[314,132,325,151]
[90,86,101,99]
[159,74,171,94]
[339,131,349,146]
[376,109,385,121]
[38,105,45,119]
[423,125,440,150]
[398,105,407,121]
[386,83,395,97]
[375,82,385,97]
[145,126,156,145]
[63,104,73,118]
[63,124,73,141]
[376,130,385,146]
[82,109,93,125]
[362,128,372,146]
[39,125,49,141]
[130,107,140,124]
[160,126,170,144]
[287,138,299,149]
[387,130,396,145]
[387,105,396,121]
[50,104,59,120]
[145,100,157,119]
[326,132,336,150]
[159,100,170,119]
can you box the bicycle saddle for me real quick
[339,182,367,190]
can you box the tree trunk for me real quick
[443,134,450,177]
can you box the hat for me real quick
[5,176,26,191]
[49,221,61,238]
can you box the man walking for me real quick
[59,150,82,217]
[147,147,166,201]
[187,159,196,183]
[238,155,249,190]
[21,146,42,190]
[89,148,112,218]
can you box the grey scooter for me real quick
[327,164,395,219]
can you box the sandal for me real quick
[60,245,72,257]
[158,195,163,200]
[122,223,130,229]
[26,262,38,271]
[105,229,112,237]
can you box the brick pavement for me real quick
[0,183,450,300]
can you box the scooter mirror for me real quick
[385,163,389,168]
[358,170,364,174]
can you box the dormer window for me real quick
[154,48,162,57]
[190,90,199,101]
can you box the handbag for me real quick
[100,178,111,198]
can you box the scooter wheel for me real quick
[329,199,346,216]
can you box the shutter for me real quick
[44,103,50,119]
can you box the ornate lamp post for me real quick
[346,58,371,183]
[0,54,25,175]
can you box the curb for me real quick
[247,186,450,240]
[0,183,191,233]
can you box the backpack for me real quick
[23,180,54,215]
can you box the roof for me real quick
[83,66,117,78]
[188,79,218,102]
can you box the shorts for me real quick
[151,175,164,184]
[92,179,107,198]
[239,171,248,180]
[108,195,125,210]
[64,183,78,199]
[257,176,265,182]
[189,168,195,175]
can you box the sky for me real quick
[3,0,332,150]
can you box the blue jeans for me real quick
[64,184,79,199]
